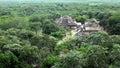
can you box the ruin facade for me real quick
[56,15,78,29]
[56,16,103,36]
[74,19,103,36]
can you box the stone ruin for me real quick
[56,15,103,36]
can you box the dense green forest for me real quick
[1,0,120,3]
[0,1,120,68]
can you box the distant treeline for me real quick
[0,0,120,3]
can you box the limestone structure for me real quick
[56,15,78,29]
[56,16,103,36]
[74,19,103,36]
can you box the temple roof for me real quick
[56,15,77,26]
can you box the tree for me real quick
[109,44,120,67]
[29,22,41,35]
[42,22,60,35]
[19,45,41,66]
[76,15,88,24]
[52,50,86,68]
[110,35,120,44]
[0,52,19,68]
[30,35,57,53]
[86,45,108,68]
[0,36,8,51]
[55,36,81,53]
[83,32,110,46]
[107,11,120,35]
[50,31,64,39]
[42,55,59,68]
[29,16,41,22]
[0,17,28,30]
[109,23,120,35]
[3,44,22,57]
[6,28,35,40]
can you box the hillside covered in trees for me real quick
[0,1,120,68]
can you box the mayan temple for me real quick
[56,15,78,29]
[56,16,103,36]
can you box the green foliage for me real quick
[29,22,41,34]
[0,17,28,30]
[78,43,92,53]
[29,16,41,22]
[19,45,41,65]
[0,36,8,49]
[76,15,88,23]
[30,35,57,52]
[86,45,108,68]
[42,22,60,35]
[83,32,109,45]
[43,55,59,68]
[110,35,120,44]
[0,2,120,68]
[0,52,19,68]
[55,37,81,53]
[3,44,22,55]
[50,31,64,39]
[6,28,35,40]
[109,44,120,67]
[100,11,120,35]
[19,61,31,68]
[52,50,86,68]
